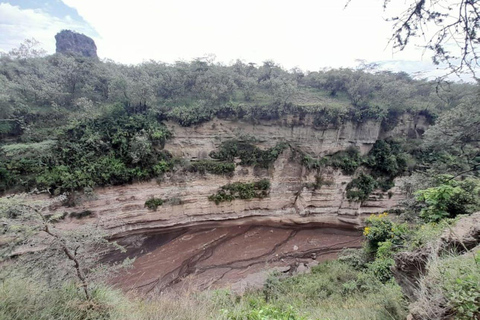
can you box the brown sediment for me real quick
[33,115,417,294]
[111,223,362,295]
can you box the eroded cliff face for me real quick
[164,113,427,158]
[37,115,426,294]
[46,114,426,238]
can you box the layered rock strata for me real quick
[44,116,422,239]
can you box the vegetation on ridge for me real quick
[1,38,480,320]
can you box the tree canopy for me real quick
[380,0,480,78]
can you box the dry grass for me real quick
[410,247,480,319]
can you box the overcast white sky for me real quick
[0,0,461,78]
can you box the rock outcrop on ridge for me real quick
[55,30,97,58]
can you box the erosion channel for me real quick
[111,222,362,295]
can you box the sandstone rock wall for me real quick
[49,151,403,239]
[164,114,428,158]
[44,115,425,238]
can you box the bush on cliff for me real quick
[209,140,287,169]
[208,179,270,204]
[188,160,235,175]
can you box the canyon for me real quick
[43,114,427,294]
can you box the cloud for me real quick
[1,0,464,80]
[377,60,474,82]
[60,0,433,70]
[0,2,96,54]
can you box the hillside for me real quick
[1,40,479,320]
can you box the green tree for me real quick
[423,99,480,176]
[0,195,126,300]
[415,176,480,222]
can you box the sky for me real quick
[0,0,465,79]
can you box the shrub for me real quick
[246,259,407,319]
[0,276,117,320]
[313,108,345,128]
[346,173,378,202]
[3,108,173,194]
[363,212,409,252]
[210,140,287,169]
[222,303,307,320]
[366,139,408,178]
[415,176,480,222]
[208,179,270,205]
[367,256,395,283]
[414,251,480,320]
[327,147,362,175]
[167,101,216,126]
[446,267,480,320]
[69,210,93,219]
[188,160,235,175]
[301,155,324,170]
[338,248,369,270]
[300,147,361,175]
[144,197,164,211]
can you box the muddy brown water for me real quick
[110,224,363,295]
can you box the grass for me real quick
[0,277,120,320]
[1,140,56,158]
[407,217,459,250]
[0,259,408,320]
[227,260,408,320]
[409,248,480,319]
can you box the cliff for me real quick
[45,114,427,239]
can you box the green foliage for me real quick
[435,252,480,320]
[254,259,407,320]
[0,277,116,320]
[360,214,412,283]
[300,154,324,170]
[210,140,287,169]
[300,147,361,175]
[166,101,216,126]
[422,99,480,176]
[144,197,164,211]
[302,141,408,183]
[208,179,270,205]
[346,173,378,202]
[313,108,345,128]
[366,139,408,178]
[415,176,480,222]
[0,47,470,145]
[327,147,362,175]
[0,165,16,192]
[1,104,174,194]
[363,213,409,252]
[303,175,334,190]
[446,272,480,319]
[367,256,395,283]
[222,303,307,320]
[338,248,370,270]
[188,160,235,175]
[407,219,458,250]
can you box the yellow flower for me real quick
[363,227,370,236]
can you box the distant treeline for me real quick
[0,48,475,139]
